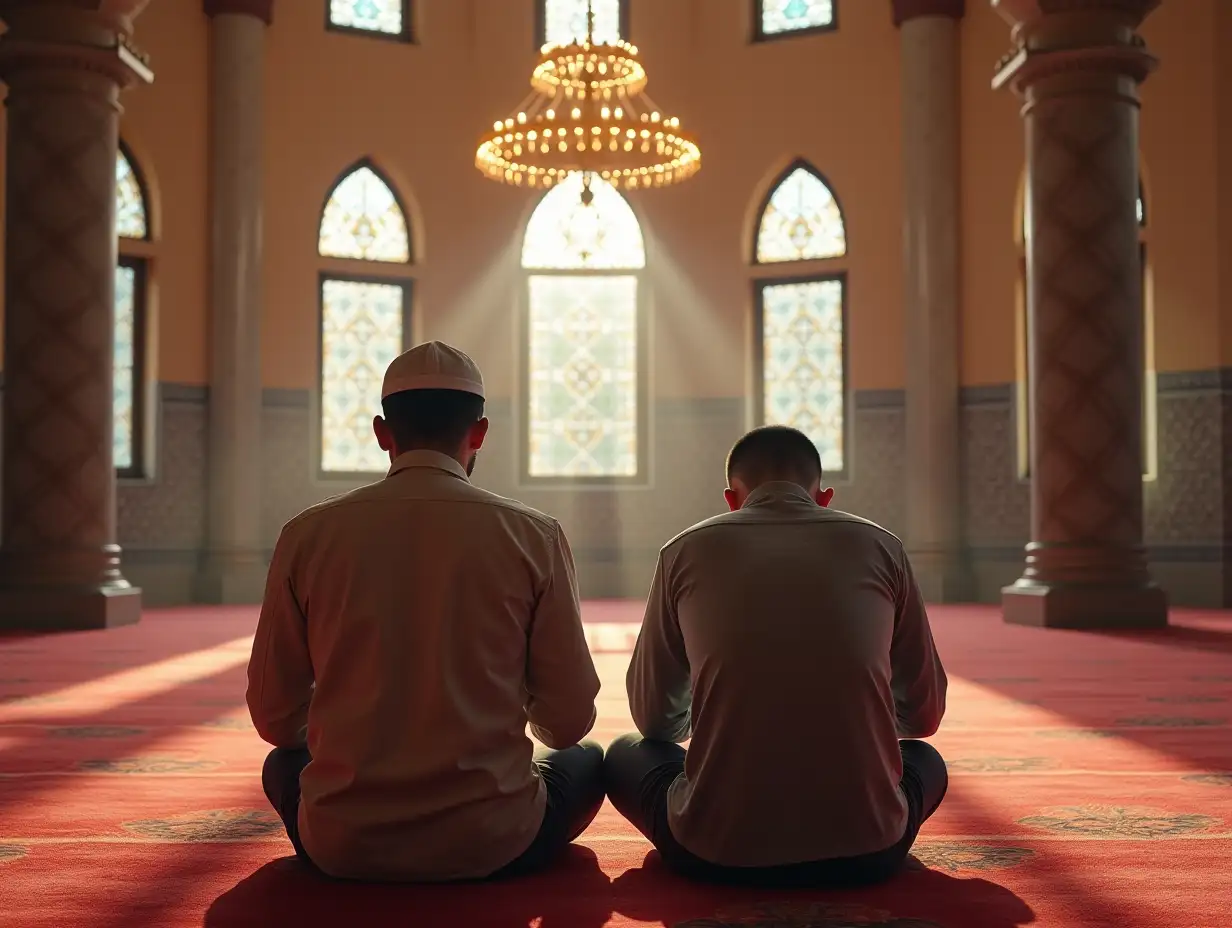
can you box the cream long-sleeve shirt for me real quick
[627,482,947,867]
[247,450,600,882]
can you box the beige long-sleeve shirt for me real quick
[627,482,947,867]
[247,450,600,882]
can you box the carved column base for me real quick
[1002,542,1167,628]
[0,546,141,630]
[195,549,268,604]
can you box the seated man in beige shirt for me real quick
[606,425,948,887]
[247,341,603,882]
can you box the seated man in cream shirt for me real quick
[247,341,603,882]
[606,425,948,887]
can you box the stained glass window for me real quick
[329,0,405,36]
[319,164,410,263]
[758,0,835,36]
[527,276,638,477]
[760,279,845,473]
[522,172,645,270]
[757,166,845,263]
[114,263,138,471]
[543,0,622,46]
[523,172,642,478]
[116,148,147,240]
[320,279,406,473]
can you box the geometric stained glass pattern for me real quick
[543,0,623,46]
[758,0,835,37]
[757,165,846,263]
[760,278,845,473]
[320,278,406,473]
[319,165,411,263]
[522,172,645,271]
[329,0,406,36]
[114,263,138,471]
[527,275,638,477]
[115,148,147,240]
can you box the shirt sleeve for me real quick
[246,527,314,748]
[626,550,692,743]
[890,548,948,738]
[525,523,601,750]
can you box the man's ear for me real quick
[815,486,835,508]
[373,416,395,452]
[469,416,490,451]
[723,488,740,512]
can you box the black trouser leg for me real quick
[491,739,606,878]
[899,738,949,823]
[602,732,685,845]
[262,746,313,862]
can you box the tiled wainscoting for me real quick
[117,372,1232,606]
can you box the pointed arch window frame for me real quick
[518,173,651,487]
[325,0,414,43]
[1014,176,1154,482]
[535,0,630,49]
[115,139,153,482]
[750,158,851,482]
[315,157,415,482]
[752,0,839,42]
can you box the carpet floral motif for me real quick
[77,757,222,774]
[947,756,1054,773]
[970,677,1040,685]
[672,902,943,927]
[1182,773,1232,787]
[1190,675,1232,683]
[122,809,283,842]
[50,726,146,739]
[1115,716,1226,728]
[200,717,251,731]
[0,845,28,865]
[1146,695,1226,705]
[1035,728,1117,740]
[911,843,1035,873]
[1019,805,1222,838]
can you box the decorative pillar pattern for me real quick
[894,0,965,601]
[992,0,1167,628]
[0,3,153,630]
[196,0,272,603]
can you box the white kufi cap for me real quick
[381,341,485,399]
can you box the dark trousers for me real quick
[262,740,605,880]
[603,734,948,888]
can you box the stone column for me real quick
[993,0,1167,628]
[894,0,966,602]
[0,2,153,630]
[196,0,273,603]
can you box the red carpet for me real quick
[1,602,1230,927]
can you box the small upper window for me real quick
[541,0,624,47]
[756,163,846,263]
[116,147,149,241]
[756,0,835,40]
[328,0,410,40]
[319,163,411,263]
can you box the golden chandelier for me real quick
[476,6,701,195]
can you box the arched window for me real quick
[539,0,626,47]
[752,161,848,477]
[115,143,151,477]
[317,160,412,477]
[755,0,836,40]
[327,0,411,40]
[1016,180,1153,478]
[521,172,645,481]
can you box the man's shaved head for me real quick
[726,425,822,492]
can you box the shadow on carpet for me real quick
[203,847,1035,928]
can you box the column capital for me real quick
[893,0,965,27]
[204,0,273,24]
[0,2,154,88]
[990,0,1158,94]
